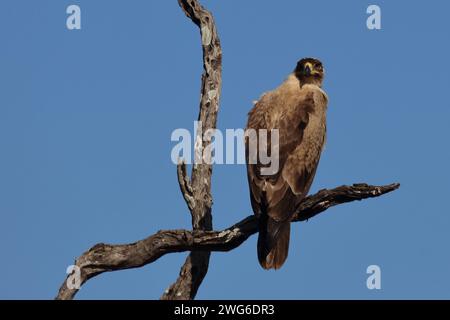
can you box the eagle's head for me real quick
[295,58,324,86]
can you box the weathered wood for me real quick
[55,183,399,300]
[160,0,222,300]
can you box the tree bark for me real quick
[159,0,222,300]
[56,183,399,300]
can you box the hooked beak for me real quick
[304,62,313,76]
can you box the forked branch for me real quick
[55,183,399,300]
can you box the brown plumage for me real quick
[246,58,328,269]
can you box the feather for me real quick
[246,71,328,269]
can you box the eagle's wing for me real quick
[246,90,315,222]
[282,86,328,200]
[247,80,327,270]
[246,88,322,269]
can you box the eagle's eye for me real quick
[315,64,323,71]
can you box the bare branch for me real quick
[177,161,195,211]
[160,0,223,300]
[55,183,399,300]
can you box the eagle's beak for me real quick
[304,63,312,76]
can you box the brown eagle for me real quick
[246,58,328,269]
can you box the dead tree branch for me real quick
[177,161,195,211]
[55,183,399,300]
[159,0,223,300]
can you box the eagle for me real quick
[246,58,328,269]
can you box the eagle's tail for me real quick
[257,215,291,270]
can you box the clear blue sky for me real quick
[1,0,449,299]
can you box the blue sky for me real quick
[0,0,449,299]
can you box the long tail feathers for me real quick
[257,216,291,270]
